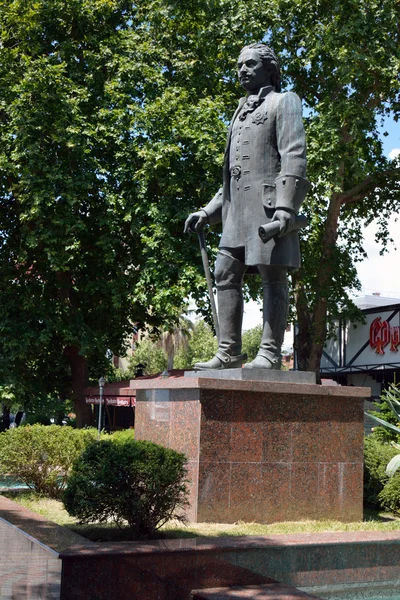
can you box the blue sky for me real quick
[379,114,399,158]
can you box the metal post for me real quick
[98,376,105,438]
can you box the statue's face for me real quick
[237,48,270,93]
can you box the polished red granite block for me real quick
[134,378,367,523]
[290,463,320,519]
[201,419,232,462]
[263,422,292,462]
[229,463,262,522]
[191,583,323,599]
[198,461,231,522]
[56,530,400,598]
[260,463,292,522]
[230,422,264,462]
[60,550,275,599]
[186,461,200,521]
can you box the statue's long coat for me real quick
[203,87,307,269]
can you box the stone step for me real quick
[191,583,323,599]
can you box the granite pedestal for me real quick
[132,373,368,524]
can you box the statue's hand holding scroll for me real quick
[272,209,295,238]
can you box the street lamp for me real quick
[98,376,106,437]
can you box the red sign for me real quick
[370,317,400,354]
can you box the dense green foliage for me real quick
[0,0,224,423]
[364,434,400,515]
[0,0,398,417]
[364,384,400,512]
[109,428,135,443]
[378,472,400,514]
[0,425,98,497]
[278,0,400,372]
[112,321,267,374]
[367,383,400,443]
[242,326,263,362]
[364,436,399,508]
[174,320,218,369]
[63,439,189,536]
[129,338,169,375]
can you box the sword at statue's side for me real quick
[197,229,220,341]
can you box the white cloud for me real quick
[356,219,400,299]
[388,148,400,160]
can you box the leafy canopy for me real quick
[0,0,398,402]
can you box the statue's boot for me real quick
[194,287,247,370]
[244,275,288,370]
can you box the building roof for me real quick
[352,294,400,310]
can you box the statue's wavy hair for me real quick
[241,43,281,92]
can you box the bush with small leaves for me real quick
[0,425,98,498]
[364,436,398,507]
[110,428,135,443]
[378,472,400,514]
[63,439,189,537]
[365,383,400,512]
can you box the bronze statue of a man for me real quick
[185,43,309,370]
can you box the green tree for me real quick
[1,0,399,420]
[175,320,218,368]
[129,338,168,375]
[270,0,400,375]
[125,320,217,373]
[242,326,263,362]
[0,0,225,424]
[116,0,400,378]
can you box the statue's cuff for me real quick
[275,174,310,213]
[199,209,209,222]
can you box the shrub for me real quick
[365,383,400,512]
[367,382,400,444]
[364,436,398,507]
[378,473,400,514]
[0,425,98,498]
[110,429,135,443]
[63,439,189,537]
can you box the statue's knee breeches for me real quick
[214,250,246,290]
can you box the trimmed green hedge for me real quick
[0,425,98,498]
[63,439,189,537]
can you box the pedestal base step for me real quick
[191,583,323,599]
[184,368,316,384]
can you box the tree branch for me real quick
[339,167,400,205]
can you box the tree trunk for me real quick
[0,403,10,432]
[64,345,92,428]
[167,348,174,371]
[14,411,24,426]
[294,192,342,381]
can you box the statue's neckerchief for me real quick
[238,85,274,121]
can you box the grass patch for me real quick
[3,491,400,542]
[4,490,77,527]
[162,514,400,538]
